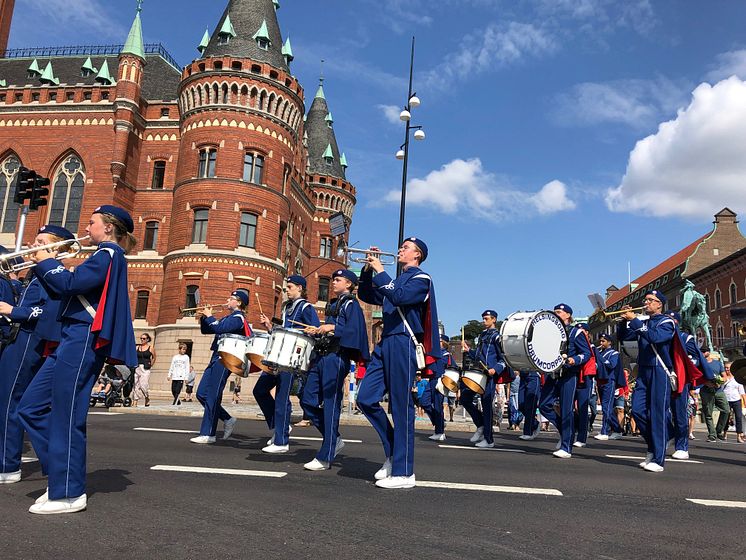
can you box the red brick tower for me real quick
[0,0,14,57]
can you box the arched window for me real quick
[239,212,257,248]
[715,289,722,310]
[318,278,330,302]
[242,152,264,184]
[184,285,199,316]
[319,237,332,258]
[49,154,85,232]
[0,154,21,233]
[192,209,208,244]
[730,283,737,304]
[151,161,166,189]
[135,290,150,320]
[705,293,711,311]
[198,148,217,178]
[143,220,159,250]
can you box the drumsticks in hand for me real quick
[288,319,318,329]
[255,293,264,316]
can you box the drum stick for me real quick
[479,360,490,371]
[288,319,317,329]
[255,293,264,316]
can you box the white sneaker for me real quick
[304,458,330,471]
[29,494,87,515]
[609,432,623,440]
[267,425,291,446]
[518,434,531,440]
[469,427,484,443]
[672,450,690,460]
[639,452,654,468]
[35,489,49,504]
[334,438,345,457]
[190,435,216,444]
[594,434,609,441]
[428,433,446,441]
[553,449,572,459]
[643,462,664,473]
[573,441,586,448]
[0,470,21,484]
[531,423,541,439]
[375,475,416,489]
[262,443,289,454]
[222,417,237,440]
[374,457,392,481]
[555,438,562,450]
[475,440,494,448]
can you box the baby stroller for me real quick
[90,364,134,408]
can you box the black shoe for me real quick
[707,436,717,442]
[716,434,726,441]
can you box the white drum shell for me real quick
[500,311,567,374]
[246,332,271,372]
[218,334,250,375]
[441,368,460,393]
[461,369,488,395]
[262,328,316,374]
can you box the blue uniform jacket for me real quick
[324,294,369,362]
[7,277,62,342]
[201,310,249,353]
[281,298,320,329]
[618,314,675,369]
[467,328,506,374]
[34,242,136,365]
[561,325,591,376]
[0,275,16,340]
[600,347,626,387]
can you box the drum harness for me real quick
[316,294,355,356]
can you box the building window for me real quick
[100,92,108,101]
[319,237,332,259]
[218,35,230,46]
[160,108,170,118]
[730,283,737,304]
[151,161,166,189]
[135,290,149,320]
[185,285,199,316]
[198,148,217,178]
[318,278,330,302]
[717,324,725,344]
[715,289,722,310]
[242,152,264,184]
[49,92,57,102]
[143,221,159,250]
[705,293,711,311]
[277,222,286,259]
[192,209,208,244]
[81,68,93,78]
[257,38,269,50]
[239,212,257,248]
[49,154,86,232]
[0,155,21,234]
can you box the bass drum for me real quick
[500,311,567,374]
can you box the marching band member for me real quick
[300,269,369,470]
[191,289,251,444]
[618,290,675,472]
[256,275,320,453]
[518,370,542,440]
[357,237,441,489]
[572,323,596,449]
[0,226,70,484]
[540,304,591,459]
[0,246,20,353]
[420,334,453,442]
[19,206,137,514]
[461,310,507,448]
[593,334,625,441]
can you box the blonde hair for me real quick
[100,213,137,254]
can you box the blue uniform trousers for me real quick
[0,331,45,473]
[18,322,104,500]
[598,380,622,435]
[196,354,232,437]
[538,375,559,430]
[668,383,690,452]
[460,376,497,444]
[574,379,592,444]
[419,375,445,435]
[508,377,523,428]
[356,334,417,477]
[631,365,671,466]
[253,371,293,445]
[540,375,577,452]
[518,373,541,436]
[300,353,347,463]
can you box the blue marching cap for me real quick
[440,334,450,343]
[39,224,75,240]
[332,269,358,285]
[405,236,428,262]
[577,322,589,330]
[481,309,498,319]
[599,333,614,343]
[286,275,307,289]
[231,289,249,306]
[668,311,681,323]
[554,303,573,315]
[93,205,134,233]
[645,289,667,305]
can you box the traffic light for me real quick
[29,175,50,210]
[13,167,35,204]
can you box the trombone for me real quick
[337,247,397,265]
[592,306,645,323]
[0,236,90,274]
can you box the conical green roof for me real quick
[40,61,59,86]
[122,11,145,59]
[220,14,237,38]
[306,80,346,179]
[325,112,333,125]
[95,60,115,85]
[282,37,293,62]
[82,57,98,73]
[252,19,270,42]
[198,29,210,53]
[28,59,42,76]
[340,153,348,168]
[322,144,334,160]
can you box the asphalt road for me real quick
[1,412,744,560]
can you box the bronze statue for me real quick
[680,280,714,352]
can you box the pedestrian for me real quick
[232,375,242,404]
[722,362,745,443]
[184,366,196,402]
[167,342,190,406]
[133,332,155,407]
[700,351,729,442]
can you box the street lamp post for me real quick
[395,36,425,275]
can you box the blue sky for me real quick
[9,1,746,334]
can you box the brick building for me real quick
[0,0,359,395]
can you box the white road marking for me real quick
[687,499,746,509]
[90,412,124,416]
[669,458,704,464]
[134,428,199,434]
[290,436,362,443]
[438,444,526,453]
[605,454,703,464]
[418,480,562,496]
[151,465,287,478]
[21,457,38,463]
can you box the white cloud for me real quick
[382,158,576,220]
[377,104,403,125]
[535,0,656,35]
[706,50,746,82]
[606,76,746,218]
[551,77,688,129]
[24,0,124,39]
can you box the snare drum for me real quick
[461,369,488,395]
[262,328,316,374]
[441,368,461,393]
[246,332,271,373]
[500,310,568,374]
[218,334,250,375]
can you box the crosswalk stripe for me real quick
[151,465,287,478]
[134,428,199,434]
[438,444,526,453]
[90,412,124,416]
[290,436,362,443]
[418,480,562,496]
[605,454,703,464]
[687,499,746,509]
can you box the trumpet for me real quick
[179,303,228,314]
[0,236,90,274]
[337,247,397,265]
[593,306,645,322]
